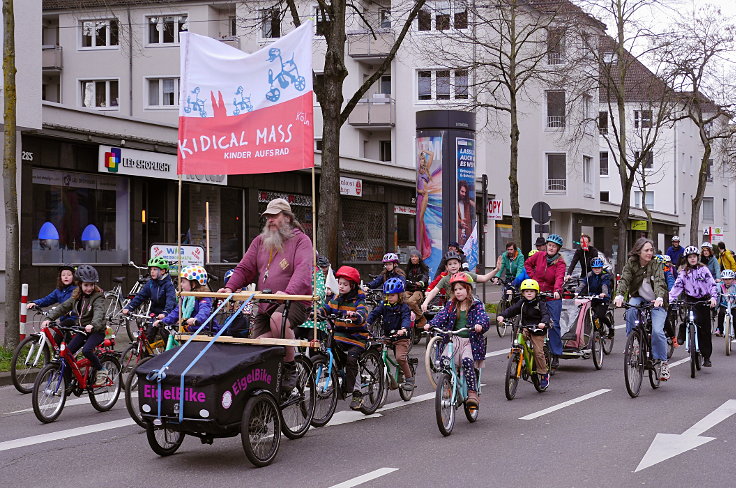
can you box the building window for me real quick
[547,28,565,65]
[600,151,609,176]
[546,90,565,128]
[230,16,237,36]
[315,139,323,151]
[32,168,129,264]
[379,75,391,95]
[379,9,391,29]
[635,150,654,169]
[182,185,243,264]
[546,153,566,192]
[724,198,729,225]
[634,191,654,209]
[634,110,652,129]
[81,80,119,109]
[707,158,713,182]
[603,51,617,64]
[702,197,714,222]
[600,191,610,202]
[314,73,324,103]
[340,199,386,263]
[379,140,391,162]
[583,155,593,197]
[583,94,591,120]
[147,78,179,107]
[81,19,119,48]
[315,7,328,36]
[416,69,470,101]
[417,2,468,32]
[598,111,608,134]
[148,15,188,44]
[261,8,280,38]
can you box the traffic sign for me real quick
[535,224,550,233]
[531,201,551,224]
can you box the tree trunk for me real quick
[508,6,522,247]
[689,144,711,245]
[613,0,629,275]
[3,0,19,349]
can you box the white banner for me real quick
[150,243,205,267]
[340,177,363,196]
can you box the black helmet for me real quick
[75,264,99,283]
[444,251,462,263]
[58,264,76,275]
[316,255,330,268]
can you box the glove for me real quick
[614,295,624,308]
[654,297,664,308]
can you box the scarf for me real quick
[181,296,196,319]
[546,253,560,267]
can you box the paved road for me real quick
[2,310,735,487]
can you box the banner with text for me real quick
[177,22,314,175]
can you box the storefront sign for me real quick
[150,243,206,267]
[631,220,648,231]
[394,205,416,215]
[487,199,503,220]
[340,177,363,197]
[99,146,227,185]
[258,191,311,207]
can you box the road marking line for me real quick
[519,389,611,420]
[329,468,398,488]
[9,391,138,415]
[669,357,690,367]
[0,418,135,452]
[486,348,508,358]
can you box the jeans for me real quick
[625,297,667,361]
[67,331,105,370]
[546,299,563,356]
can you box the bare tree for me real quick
[3,0,19,348]
[655,5,736,244]
[277,0,427,263]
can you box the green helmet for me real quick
[147,256,169,270]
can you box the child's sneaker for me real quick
[94,368,109,386]
[349,391,363,410]
[401,377,416,391]
[660,361,670,381]
[539,373,550,390]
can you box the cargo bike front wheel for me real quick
[146,421,185,456]
[242,391,282,467]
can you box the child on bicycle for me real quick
[28,265,77,342]
[40,265,109,384]
[425,272,489,410]
[155,265,215,334]
[669,246,717,367]
[322,266,369,410]
[366,253,406,289]
[421,251,494,313]
[576,257,614,339]
[716,269,736,337]
[122,256,176,342]
[366,277,414,390]
[497,279,551,389]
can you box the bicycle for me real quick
[495,277,520,337]
[119,312,166,383]
[622,302,664,398]
[674,299,711,378]
[430,327,483,436]
[373,331,418,408]
[503,320,550,400]
[104,261,151,341]
[31,323,122,423]
[11,308,60,394]
[720,293,735,356]
[310,313,385,427]
[575,295,610,370]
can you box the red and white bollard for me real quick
[20,283,28,340]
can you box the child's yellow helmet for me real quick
[528,249,539,258]
[520,279,540,292]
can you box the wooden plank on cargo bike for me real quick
[177,335,315,348]
[179,291,317,301]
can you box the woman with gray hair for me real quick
[614,237,671,380]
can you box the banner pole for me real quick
[312,166,317,343]
[177,175,183,329]
[206,201,210,264]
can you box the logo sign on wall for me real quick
[150,244,206,272]
[487,199,503,220]
[340,177,363,197]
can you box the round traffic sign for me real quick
[531,201,551,224]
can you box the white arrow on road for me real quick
[636,399,736,472]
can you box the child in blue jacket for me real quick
[155,265,215,335]
[367,277,414,390]
[28,265,77,313]
[576,258,614,338]
[123,256,176,340]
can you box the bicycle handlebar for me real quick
[428,326,471,336]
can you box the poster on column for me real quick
[456,138,476,260]
[416,135,444,277]
[177,22,314,175]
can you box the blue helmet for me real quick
[224,269,235,284]
[590,257,604,268]
[383,277,405,294]
[546,234,564,246]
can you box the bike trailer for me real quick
[136,343,283,433]
[560,299,592,349]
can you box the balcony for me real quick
[219,36,240,49]
[546,178,567,193]
[347,95,395,128]
[42,45,62,71]
[347,30,394,62]
[547,115,565,128]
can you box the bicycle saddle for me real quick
[112,276,126,283]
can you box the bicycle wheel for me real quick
[32,363,67,423]
[89,355,122,412]
[424,335,443,389]
[11,335,51,394]
[504,352,520,400]
[241,392,281,467]
[592,330,604,370]
[726,315,732,356]
[125,357,150,428]
[667,337,675,360]
[399,359,417,401]
[689,324,698,378]
[104,293,124,336]
[280,355,315,440]
[146,421,185,456]
[602,312,615,355]
[378,368,390,409]
[435,372,455,436]
[496,299,508,337]
[648,358,661,389]
[119,344,145,384]
[310,355,338,427]
[624,331,644,398]
[358,349,385,415]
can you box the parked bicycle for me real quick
[104,261,151,341]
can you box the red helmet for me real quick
[449,272,474,286]
[335,266,361,284]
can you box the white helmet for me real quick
[701,242,713,249]
[683,245,699,257]
[721,269,735,279]
[672,236,680,242]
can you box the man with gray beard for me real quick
[219,198,313,391]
